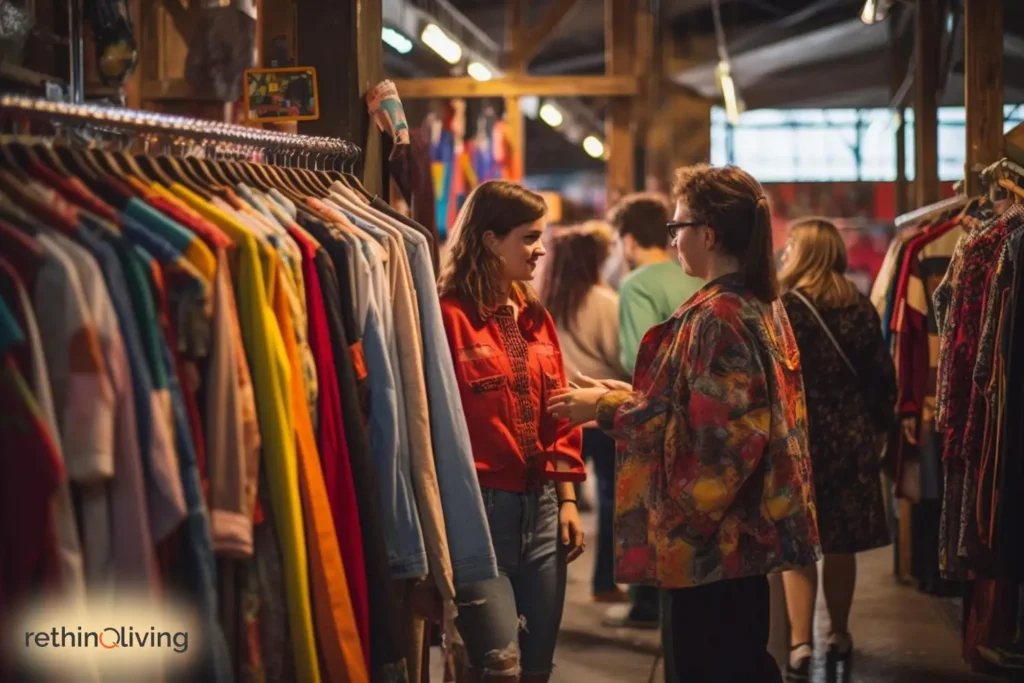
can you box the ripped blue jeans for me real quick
[454,484,567,677]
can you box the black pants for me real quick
[664,575,782,683]
[583,428,617,593]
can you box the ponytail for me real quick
[673,164,780,303]
[743,196,780,303]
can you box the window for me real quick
[710,105,1024,182]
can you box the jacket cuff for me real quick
[210,510,254,558]
[596,389,633,432]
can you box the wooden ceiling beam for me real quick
[391,74,637,99]
[505,0,582,69]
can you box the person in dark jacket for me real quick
[777,218,897,681]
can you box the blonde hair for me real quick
[778,218,860,308]
[438,180,547,321]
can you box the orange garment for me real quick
[272,265,368,683]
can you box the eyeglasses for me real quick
[666,221,700,240]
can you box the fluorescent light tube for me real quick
[539,103,563,127]
[421,24,462,64]
[716,60,740,125]
[583,136,605,159]
[467,62,492,81]
[860,0,893,24]
[382,27,413,55]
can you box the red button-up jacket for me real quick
[440,294,585,492]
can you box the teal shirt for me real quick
[618,259,704,374]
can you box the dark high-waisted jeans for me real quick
[454,484,566,678]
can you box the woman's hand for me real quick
[573,372,632,393]
[547,387,605,427]
[559,500,585,564]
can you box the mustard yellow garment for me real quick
[126,177,217,282]
[168,184,321,683]
[271,261,369,683]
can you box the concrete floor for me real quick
[432,508,1006,682]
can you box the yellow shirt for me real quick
[272,262,369,683]
[168,184,321,683]
[125,178,217,283]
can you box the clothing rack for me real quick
[980,157,1024,182]
[0,94,362,159]
[894,194,968,228]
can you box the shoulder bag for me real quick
[789,290,914,501]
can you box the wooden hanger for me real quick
[155,154,213,199]
[276,150,321,197]
[954,195,983,222]
[52,145,102,183]
[340,154,374,201]
[998,178,1024,202]
[0,142,38,182]
[0,169,78,234]
[133,152,178,187]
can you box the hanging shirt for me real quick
[270,241,368,683]
[0,317,64,644]
[169,183,322,683]
[0,258,90,624]
[326,188,455,604]
[68,226,169,591]
[139,183,261,556]
[388,217,497,586]
[297,212,425,579]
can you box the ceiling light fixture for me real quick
[539,103,563,128]
[421,23,462,65]
[859,0,894,25]
[382,27,413,55]
[711,0,743,127]
[715,60,742,126]
[520,96,540,119]
[583,136,605,159]
[467,62,493,81]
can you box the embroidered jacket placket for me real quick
[493,307,541,489]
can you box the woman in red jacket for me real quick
[438,180,587,683]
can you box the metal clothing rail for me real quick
[894,195,968,228]
[980,157,1024,183]
[0,94,362,159]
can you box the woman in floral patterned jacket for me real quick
[549,164,821,682]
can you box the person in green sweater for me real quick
[605,192,704,631]
[614,193,705,376]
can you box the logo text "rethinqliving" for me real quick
[25,627,189,654]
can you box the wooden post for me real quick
[606,0,636,205]
[296,0,383,195]
[889,5,910,216]
[505,0,526,181]
[964,0,1004,195]
[913,0,941,208]
[896,111,908,216]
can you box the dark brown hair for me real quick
[607,192,671,249]
[438,180,547,320]
[672,164,779,303]
[779,218,860,308]
[538,221,613,328]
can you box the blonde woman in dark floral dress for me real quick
[778,218,897,681]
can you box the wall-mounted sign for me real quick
[243,67,319,123]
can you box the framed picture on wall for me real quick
[243,67,320,123]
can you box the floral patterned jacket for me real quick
[596,273,821,588]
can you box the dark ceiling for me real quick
[394,0,1024,106]
[385,0,1024,173]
